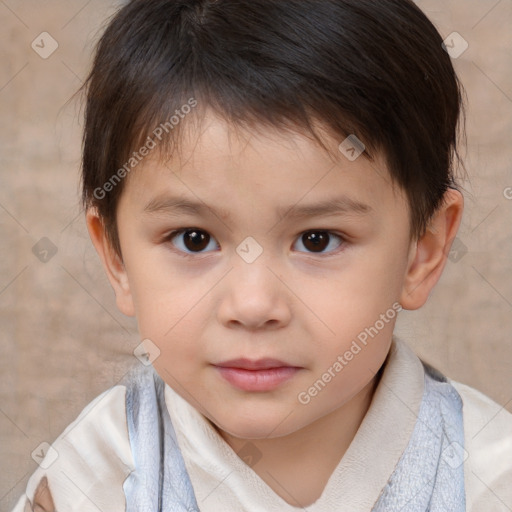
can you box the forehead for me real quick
[121,111,404,224]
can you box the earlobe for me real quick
[85,208,136,317]
[400,188,464,310]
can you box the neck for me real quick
[213,369,382,507]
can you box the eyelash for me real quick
[162,228,347,259]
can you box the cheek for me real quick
[299,246,403,374]
[310,254,403,328]
[130,269,214,374]
[122,245,195,333]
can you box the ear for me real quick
[86,208,136,317]
[400,187,464,310]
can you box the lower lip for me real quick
[215,366,300,391]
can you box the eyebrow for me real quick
[143,194,374,221]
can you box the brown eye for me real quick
[182,229,210,251]
[295,231,344,254]
[302,231,329,252]
[169,228,217,254]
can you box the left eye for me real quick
[165,229,344,255]
[293,231,344,254]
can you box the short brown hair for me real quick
[80,0,467,257]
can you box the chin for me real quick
[211,409,304,440]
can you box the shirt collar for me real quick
[164,336,425,511]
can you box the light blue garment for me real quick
[123,367,199,512]
[371,362,466,511]
[122,361,465,511]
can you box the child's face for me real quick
[102,112,418,439]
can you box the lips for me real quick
[214,358,302,391]
[215,358,293,370]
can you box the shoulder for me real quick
[12,385,135,512]
[449,379,512,511]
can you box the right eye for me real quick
[164,228,219,256]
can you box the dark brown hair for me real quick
[80,0,467,257]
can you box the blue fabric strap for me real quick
[371,362,466,511]
[123,365,199,512]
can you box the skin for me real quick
[87,110,463,507]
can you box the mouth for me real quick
[213,358,302,391]
[215,357,295,370]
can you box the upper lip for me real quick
[214,358,297,370]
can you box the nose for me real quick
[217,258,292,331]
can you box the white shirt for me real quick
[12,337,512,511]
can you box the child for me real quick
[13,0,512,510]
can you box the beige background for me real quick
[0,0,511,510]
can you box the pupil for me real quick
[185,230,209,251]
[304,232,328,252]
